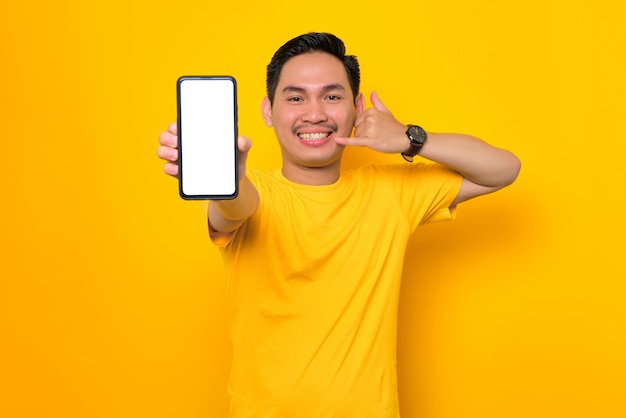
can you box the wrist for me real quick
[401,124,428,162]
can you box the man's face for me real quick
[262,51,364,178]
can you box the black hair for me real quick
[266,32,360,104]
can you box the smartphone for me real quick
[177,76,238,200]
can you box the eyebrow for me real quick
[281,83,347,95]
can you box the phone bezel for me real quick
[176,75,239,200]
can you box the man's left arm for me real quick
[335,91,521,205]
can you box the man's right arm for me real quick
[157,122,260,238]
[207,157,259,237]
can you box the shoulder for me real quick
[245,168,282,192]
[245,168,274,184]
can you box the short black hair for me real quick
[266,32,360,104]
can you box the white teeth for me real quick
[299,132,330,140]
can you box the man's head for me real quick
[266,33,360,105]
[261,33,365,184]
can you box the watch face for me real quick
[403,125,427,161]
[409,126,425,143]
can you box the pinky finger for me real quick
[164,162,179,178]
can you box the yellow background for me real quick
[1,0,624,417]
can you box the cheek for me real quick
[339,111,357,132]
[271,113,297,138]
[340,105,357,122]
[271,108,292,126]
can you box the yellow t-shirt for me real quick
[212,163,462,418]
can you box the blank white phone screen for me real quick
[178,77,237,199]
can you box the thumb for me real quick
[238,136,252,154]
[237,136,252,165]
[236,136,253,179]
[370,91,390,113]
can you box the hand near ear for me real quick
[335,91,410,154]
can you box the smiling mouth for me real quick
[298,132,331,141]
[294,123,337,146]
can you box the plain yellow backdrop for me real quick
[1,0,624,417]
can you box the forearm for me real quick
[419,132,521,188]
[208,175,259,233]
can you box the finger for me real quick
[352,115,373,138]
[352,109,370,128]
[237,136,252,154]
[159,130,178,148]
[168,121,178,135]
[370,91,390,113]
[352,107,377,130]
[237,136,253,172]
[163,162,179,178]
[157,145,178,162]
[334,136,369,147]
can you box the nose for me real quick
[302,99,328,124]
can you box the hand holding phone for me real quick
[177,76,238,200]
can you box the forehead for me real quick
[277,51,350,90]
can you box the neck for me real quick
[281,161,341,185]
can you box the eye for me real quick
[287,96,304,103]
[325,94,342,102]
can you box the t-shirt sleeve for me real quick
[425,204,458,224]
[205,170,263,248]
[382,162,463,231]
[201,200,236,248]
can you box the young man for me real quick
[158,33,520,417]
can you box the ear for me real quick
[261,96,273,127]
[355,92,365,116]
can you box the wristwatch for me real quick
[401,124,427,162]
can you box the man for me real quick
[157,32,520,417]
